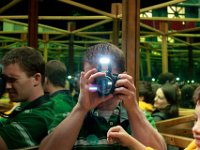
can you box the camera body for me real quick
[94,59,118,96]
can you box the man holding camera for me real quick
[40,43,166,150]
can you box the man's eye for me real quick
[5,77,17,83]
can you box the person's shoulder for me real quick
[152,110,168,121]
[50,90,74,103]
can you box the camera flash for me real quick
[99,57,110,65]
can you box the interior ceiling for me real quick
[0,0,200,79]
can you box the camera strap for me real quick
[118,101,130,130]
[0,94,49,118]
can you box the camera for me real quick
[93,58,118,96]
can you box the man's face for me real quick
[192,101,200,148]
[154,88,169,109]
[3,63,35,102]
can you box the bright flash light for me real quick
[108,81,112,85]
[67,75,72,79]
[99,57,110,65]
[89,84,98,92]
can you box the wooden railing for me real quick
[179,108,194,116]
[156,114,195,148]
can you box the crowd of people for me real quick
[0,43,198,150]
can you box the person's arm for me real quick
[39,69,113,150]
[0,136,8,150]
[114,73,167,150]
[127,106,166,149]
[39,104,88,150]
[107,125,149,150]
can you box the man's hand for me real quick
[114,73,138,112]
[77,68,113,112]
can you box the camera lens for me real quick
[96,76,113,96]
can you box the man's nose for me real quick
[6,82,12,89]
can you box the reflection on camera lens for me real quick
[97,77,113,96]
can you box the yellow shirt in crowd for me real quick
[144,140,197,150]
[139,101,154,114]
[184,140,197,150]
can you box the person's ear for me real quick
[32,73,42,86]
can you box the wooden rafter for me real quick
[0,0,22,14]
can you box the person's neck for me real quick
[49,87,66,95]
[97,98,120,111]
[27,88,44,102]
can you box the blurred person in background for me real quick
[180,84,195,109]
[138,80,154,114]
[44,60,75,132]
[152,83,179,122]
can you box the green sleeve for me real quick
[144,111,156,128]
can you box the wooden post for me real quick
[187,37,193,80]
[28,0,38,48]
[122,0,140,88]
[146,48,151,77]
[68,22,76,75]
[43,34,49,62]
[159,21,168,73]
[111,3,122,46]
[20,33,27,47]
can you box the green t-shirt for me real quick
[73,105,156,150]
[0,95,55,149]
[48,90,75,132]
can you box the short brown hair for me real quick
[45,60,67,87]
[2,47,45,83]
[83,43,126,73]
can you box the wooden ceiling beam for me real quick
[75,34,109,41]
[1,19,70,34]
[140,23,164,35]
[140,0,186,13]
[0,0,22,14]
[0,15,110,20]
[141,17,200,22]
[118,0,186,18]
[58,0,115,18]
[168,27,200,35]
[72,19,112,33]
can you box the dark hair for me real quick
[2,47,45,83]
[161,83,179,118]
[139,81,154,104]
[45,60,67,87]
[158,72,175,85]
[84,43,126,73]
[180,84,195,108]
